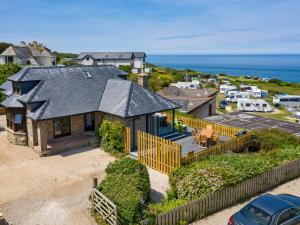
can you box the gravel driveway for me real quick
[192,177,300,225]
[0,115,169,225]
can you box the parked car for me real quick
[219,100,229,109]
[229,194,300,225]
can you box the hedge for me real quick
[98,119,125,156]
[106,157,151,201]
[98,158,151,225]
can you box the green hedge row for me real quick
[98,119,126,156]
[98,157,151,225]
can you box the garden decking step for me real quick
[161,132,186,141]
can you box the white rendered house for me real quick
[77,52,146,72]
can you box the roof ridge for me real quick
[36,100,49,120]
[27,81,44,102]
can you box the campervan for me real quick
[237,99,273,112]
[219,84,237,94]
[226,91,251,103]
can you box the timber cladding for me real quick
[142,159,300,225]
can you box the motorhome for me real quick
[239,85,268,98]
[226,91,251,103]
[237,99,273,112]
[273,95,300,112]
[219,84,237,94]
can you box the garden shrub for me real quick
[98,119,126,156]
[0,64,22,101]
[106,157,151,201]
[252,128,300,151]
[97,158,151,225]
[98,173,144,225]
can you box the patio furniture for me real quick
[192,129,199,143]
[200,128,214,139]
[174,120,187,133]
[211,131,220,145]
[199,135,208,147]
[206,124,213,130]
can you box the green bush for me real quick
[98,173,144,225]
[0,64,22,101]
[98,120,126,156]
[252,129,300,151]
[170,145,300,201]
[106,157,151,201]
[119,65,132,73]
[97,158,151,225]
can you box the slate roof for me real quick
[0,65,178,120]
[0,81,13,96]
[1,94,24,108]
[158,86,218,113]
[78,52,146,60]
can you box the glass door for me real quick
[84,112,95,131]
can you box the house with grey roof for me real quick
[0,65,178,155]
[77,52,146,73]
[0,45,56,66]
[158,86,218,118]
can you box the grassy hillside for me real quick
[0,42,13,53]
[220,75,300,95]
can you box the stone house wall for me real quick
[189,96,217,119]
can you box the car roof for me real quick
[251,194,295,216]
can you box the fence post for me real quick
[92,178,98,212]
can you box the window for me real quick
[241,205,271,225]
[278,208,300,225]
[246,103,251,107]
[86,56,90,61]
[263,104,268,107]
[53,116,71,138]
[6,112,25,132]
[5,56,13,64]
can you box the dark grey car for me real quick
[229,194,300,225]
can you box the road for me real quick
[192,177,300,225]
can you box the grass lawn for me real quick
[220,75,300,95]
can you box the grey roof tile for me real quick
[1,94,24,108]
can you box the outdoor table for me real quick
[200,129,214,139]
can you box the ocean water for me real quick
[147,55,300,83]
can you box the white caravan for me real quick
[219,84,237,94]
[226,91,251,103]
[237,99,273,112]
[170,80,200,89]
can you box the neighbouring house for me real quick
[0,66,179,156]
[0,45,56,66]
[237,99,273,112]
[158,86,218,118]
[170,80,201,89]
[273,95,300,112]
[77,52,146,73]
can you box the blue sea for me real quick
[147,55,300,83]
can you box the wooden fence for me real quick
[142,158,300,225]
[138,130,181,174]
[0,107,5,115]
[166,113,242,137]
[124,127,131,154]
[181,133,253,165]
[92,186,117,225]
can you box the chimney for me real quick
[138,73,149,89]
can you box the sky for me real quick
[1,0,300,54]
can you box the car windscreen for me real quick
[241,204,272,225]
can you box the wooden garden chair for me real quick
[199,135,207,147]
[211,131,220,145]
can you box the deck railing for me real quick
[181,133,253,165]
[138,130,181,174]
[166,113,242,137]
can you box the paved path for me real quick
[192,177,300,225]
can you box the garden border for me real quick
[142,158,300,225]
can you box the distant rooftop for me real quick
[77,51,146,60]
